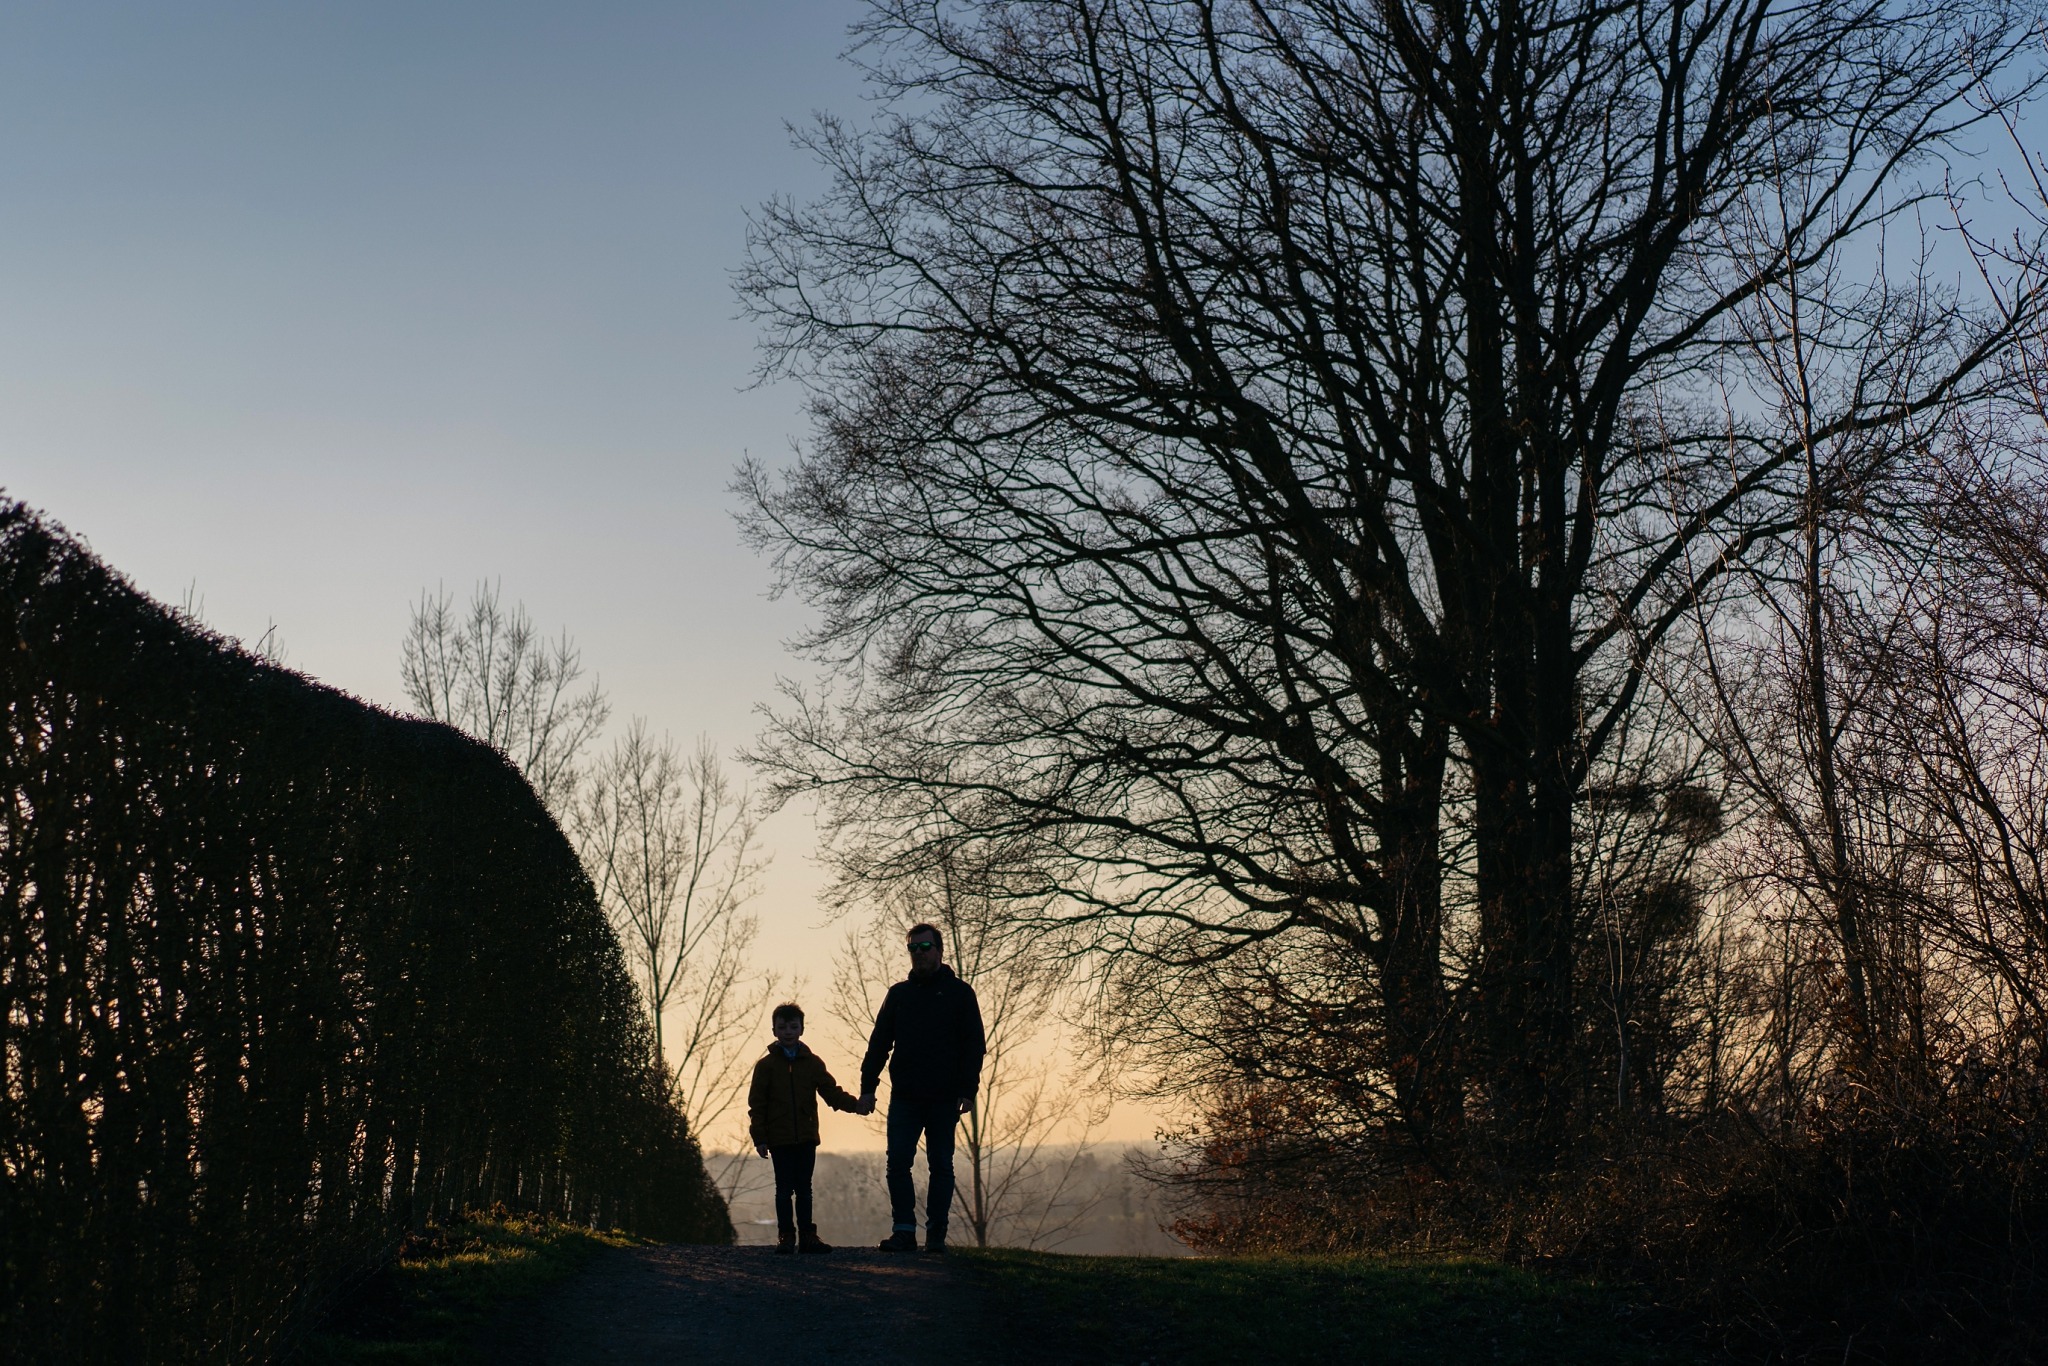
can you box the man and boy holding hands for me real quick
[746,923,987,1255]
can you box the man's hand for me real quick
[859,1090,877,1115]
[957,1096,973,1116]
[755,1142,770,1159]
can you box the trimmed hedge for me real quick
[0,503,731,1365]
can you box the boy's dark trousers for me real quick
[769,1142,818,1234]
[884,1096,959,1239]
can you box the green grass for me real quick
[960,1248,1701,1366]
[292,1213,641,1365]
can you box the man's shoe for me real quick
[878,1229,919,1252]
[798,1224,832,1254]
[774,1229,797,1255]
[921,1232,948,1255]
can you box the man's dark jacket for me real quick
[860,964,987,1103]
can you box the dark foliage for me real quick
[1157,1059,2048,1362]
[0,503,732,1365]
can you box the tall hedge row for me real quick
[0,503,732,1364]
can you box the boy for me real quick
[748,1001,867,1253]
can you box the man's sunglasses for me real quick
[907,940,938,953]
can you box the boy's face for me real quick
[773,1015,804,1046]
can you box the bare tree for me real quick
[402,586,770,1192]
[574,724,773,1143]
[1667,143,2024,1082]
[402,583,609,817]
[1858,439,2048,1063]
[827,846,1105,1248]
[1576,699,1727,1123]
[742,0,2044,1163]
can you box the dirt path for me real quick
[476,1244,993,1366]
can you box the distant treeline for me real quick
[722,1145,1187,1257]
[0,503,730,1365]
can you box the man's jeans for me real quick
[885,1095,960,1235]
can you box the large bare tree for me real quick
[741,0,2042,1162]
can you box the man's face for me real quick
[907,934,942,971]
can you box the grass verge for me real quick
[960,1248,1701,1365]
[292,1212,642,1364]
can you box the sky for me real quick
[0,1,1165,1151]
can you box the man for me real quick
[859,923,986,1253]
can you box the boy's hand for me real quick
[755,1142,770,1158]
[858,1090,877,1115]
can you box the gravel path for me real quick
[477,1244,993,1366]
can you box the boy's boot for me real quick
[798,1223,832,1254]
[878,1227,919,1252]
[774,1228,797,1255]
[921,1225,948,1255]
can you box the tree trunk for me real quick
[1375,731,1461,1164]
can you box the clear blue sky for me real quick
[0,0,1159,1149]
[0,0,864,721]
[0,0,853,1138]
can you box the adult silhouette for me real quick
[859,923,986,1253]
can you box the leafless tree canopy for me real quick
[741,0,2045,1167]
[573,724,772,1138]
[402,582,610,817]
[402,586,769,1176]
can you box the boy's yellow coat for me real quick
[748,1042,860,1147]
